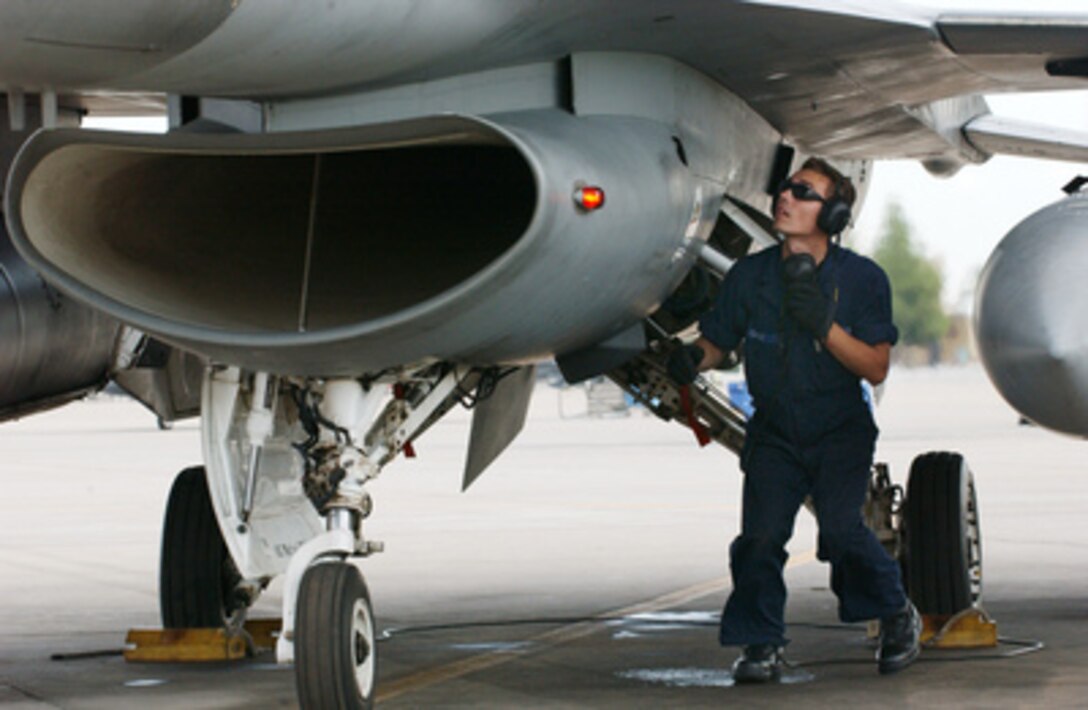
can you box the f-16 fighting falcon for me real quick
[2,1,1088,706]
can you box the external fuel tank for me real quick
[975,191,1088,436]
[0,220,120,420]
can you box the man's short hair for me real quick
[800,157,856,208]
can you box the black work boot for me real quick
[731,643,785,683]
[877,602,922,674]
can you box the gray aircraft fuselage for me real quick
[1,0,1086,431]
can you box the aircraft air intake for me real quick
[5,111,708,375]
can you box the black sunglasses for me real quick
[777,180,827,203]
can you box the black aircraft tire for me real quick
[159,466,244,628]
[903,452,982,615]
[295,562,376,710]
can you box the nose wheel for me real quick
[294,561,376,710]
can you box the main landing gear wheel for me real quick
[295,561,376,710]
[160,466,247,628]
[902,452,982,615]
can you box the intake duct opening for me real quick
[12,118,536,334]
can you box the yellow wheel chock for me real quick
[866,607,998,649]
[921,607,998,649]
[124,618,282,662]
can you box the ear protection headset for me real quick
[817,184,852,237]
[772,177,853,237]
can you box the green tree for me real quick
[871,203,949,346]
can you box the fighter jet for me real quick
[1,1,1087,706]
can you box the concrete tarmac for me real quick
[0,365,1085,708]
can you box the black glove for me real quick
[666,343,704,385]
[783,255,835,339]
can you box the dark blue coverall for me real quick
[699,243,907,648]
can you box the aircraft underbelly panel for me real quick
[0,0,236,89]
[1,2,1085,163]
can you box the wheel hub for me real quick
[354,629,370,665]
[352,599,375,696]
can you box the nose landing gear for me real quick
[271,367,476,708]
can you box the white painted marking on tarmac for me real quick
[618,666,816,688]
[621,623,699,633]
[617,610,720,624]
[608,609,720,637]
[448,641,530,652]
[619,668,735,688]
[608,609,723,638]
[123,679,167,688]
[778,668,817,684]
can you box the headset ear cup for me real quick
[818,199,852,236]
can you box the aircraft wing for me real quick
[668,3,1088,165]
[965,115,1088,164]
[2,1,1088,163]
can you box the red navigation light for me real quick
[574,185,606,211]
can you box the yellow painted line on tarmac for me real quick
[377,547,818,702]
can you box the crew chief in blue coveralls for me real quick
[667,158,921,681]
